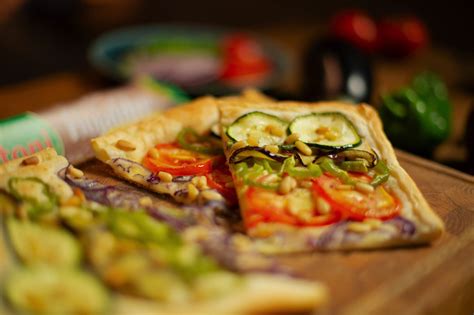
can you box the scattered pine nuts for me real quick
[347,222,371,233]
[201,190,223,201]
[278,176,297,194]
[285,133,300,144]
[158,171,173,183]
[316,197,331,214]
[68,166,84,178]
[231,140,247,152]
[187,183,199,201]
[149,148,160,159]
[295,140,312,156]
[21,156,39,166]
[355,182,375,194]
[116,139,136,151]
[264,144,279,154]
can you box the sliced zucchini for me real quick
[288,113,361,149]
[7,218,81,267]
[7,177,58,218]
[4,266,109,315]
[226,111,288,146]
[328,149,377,167]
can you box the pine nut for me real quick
[116,139,136,151]
[192,176,208,190]
[278,176,296,194]
[61,196,82,207]
[158,171,173,183]
[316,197,331,214]
[247,132,259,146]
[316,126,330,134]
[139,196,153,207]
[295,140,312,156]
[201,190,223,201]
[68,166,84,178]
[21,156,39,166]
[149,147,160,159]
[336,184,353,190]
[231,140,247,151]
[60,205,80,216]
[264,145,279,154]
[326,131,340,141]
[269,125,284,137]
[347,222,371,233]
[285,133,300,144]
[364,218,382,229]
[300,180,313,189]
[187,183,199,201]
[355,182,375,194]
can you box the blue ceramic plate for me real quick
[89,24,289,94]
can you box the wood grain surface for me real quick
[77,150,474,315]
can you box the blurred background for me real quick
[0,0,473,173]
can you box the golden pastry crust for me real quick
[115,274,327,314]
[218,100,444,249]
[0,148,73,202]
[91,89,274,164]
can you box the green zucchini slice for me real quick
[4,266,108,315]
[7,218,81,267]
[288,113,361,149]
[226,111,288,146]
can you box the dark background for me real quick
[0,0,473,86]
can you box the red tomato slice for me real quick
[143,143,213,176]
[312,173,400,221]
[205,158,238,204]
[244,186,339,229]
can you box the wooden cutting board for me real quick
[78,150,474,315]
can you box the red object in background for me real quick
[376,17,429,58]
[329,9,378,53]
[220,34,271,83]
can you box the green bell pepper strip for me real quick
[370,160,390,187]
[7,177,58,218]
[280,156,322,178]
[107,210,180,247]
[379,72,452,155]
[339,160,368,173]
[177,128,222,155]
[233,161,279,189]
[318,157,355,185]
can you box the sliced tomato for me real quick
[143,143,213,176]
[205,157,238,204]
[312,173,400,221]
[244,186,339,229]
